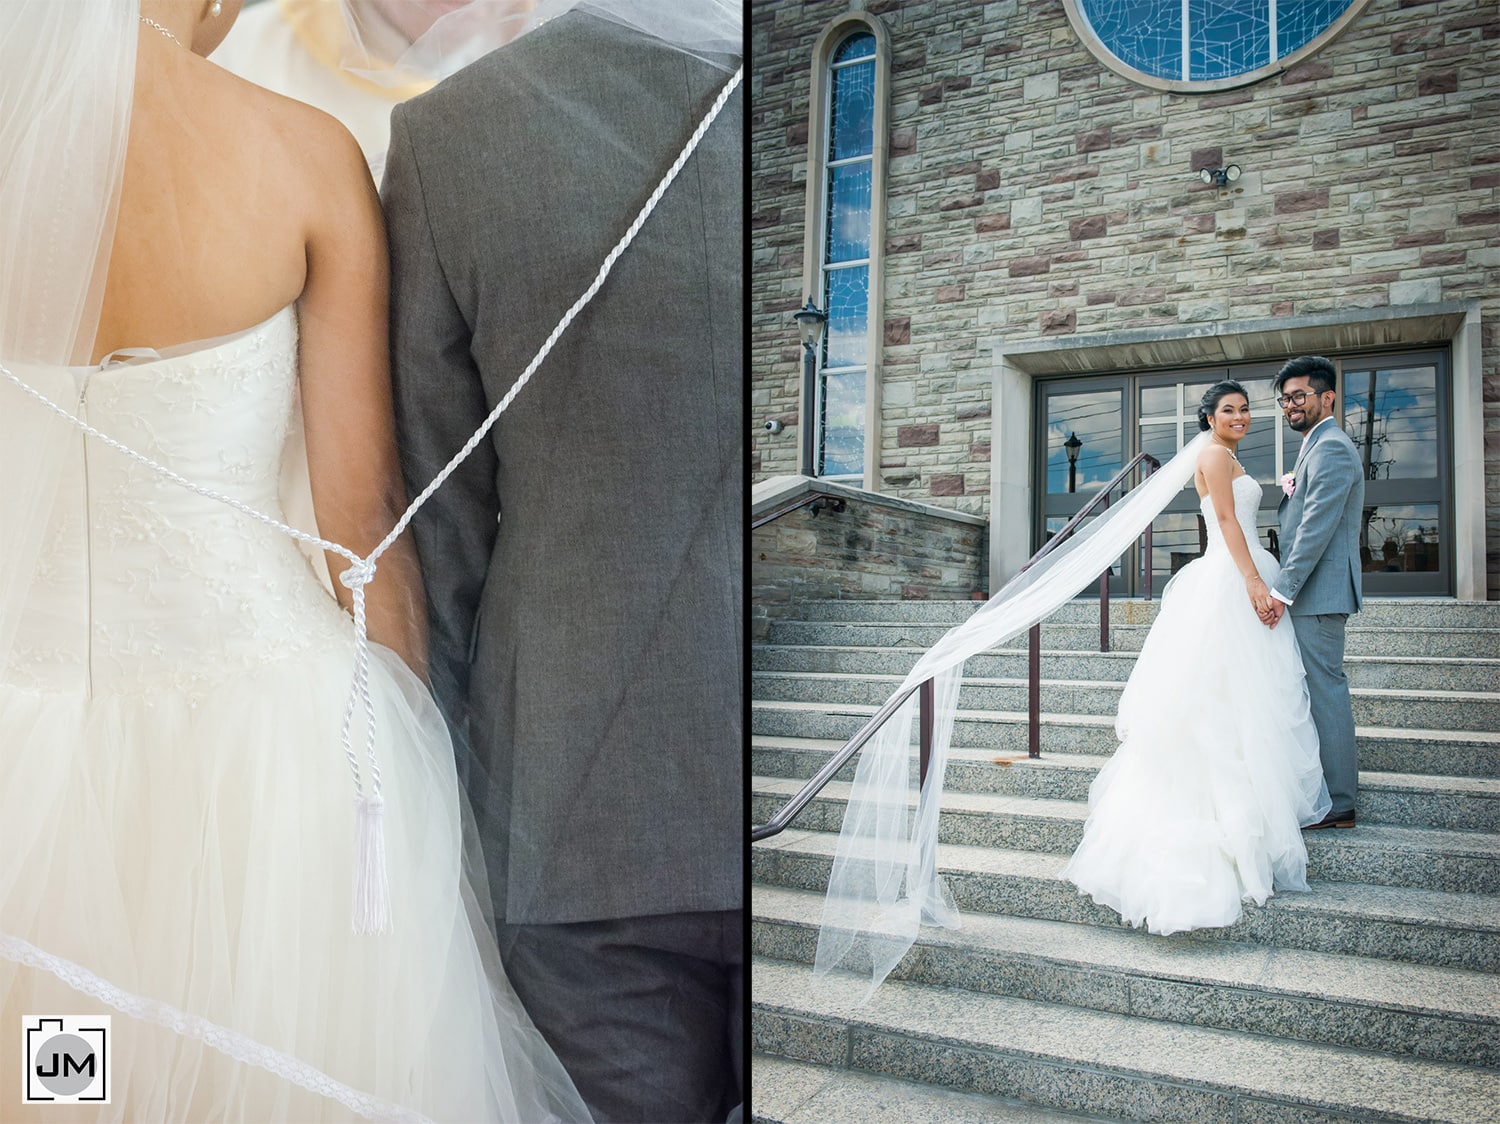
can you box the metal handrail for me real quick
[749,451,1162,842]
[750,491,846,531]
[1025,451,1160,757]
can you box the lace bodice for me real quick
[2,306,349,695]
[1199,473,1265,555]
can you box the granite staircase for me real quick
[750,598,1500,1123]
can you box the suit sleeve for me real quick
[382,104,500,737]
[1272,436,1361,604]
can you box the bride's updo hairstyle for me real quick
[1197,380,1249,431]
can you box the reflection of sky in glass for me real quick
[1343,366,1438,480]
[834,31,876,65]
[1081,0,1181,80]
[1046,391,1122,493]
[830,55,875,161]
[826,164,872,262]
[1079,0,1354,81]
[1280,0,1354,56]
[822,265,868,370]
[1190,0,1269,80]
[820,369,865,476]
[1360,503,1440,573]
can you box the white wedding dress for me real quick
[1059,472,1332,935]
[0,306,587,1122]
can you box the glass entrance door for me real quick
[1035,355,1452,598]
[1342,352,1450,594]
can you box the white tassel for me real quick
[352,794,391,934]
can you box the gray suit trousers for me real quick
[497,911,743,1123]
[1296,612,1358,814]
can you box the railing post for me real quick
[1099,494,1111,653]
[918,677,934,788]
[1144,519,1154,601]
[1028,623,1041,759]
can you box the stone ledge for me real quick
[753,474,988,528]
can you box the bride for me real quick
[814,384,1329,996]
[1058,381,1331,934]
[0,1,587,1120]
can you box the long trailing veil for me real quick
[813,428,1214,998]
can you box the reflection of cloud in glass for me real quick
[823,265,868,370]
[1343,365,1437,480]
[1359,503,1440,573]
[1045,392,1121,493]
[820,370,865,476]
[826,164,871,262]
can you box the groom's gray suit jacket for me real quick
[1274,419,1365,615]
[383,13,742,926]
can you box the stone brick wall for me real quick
[750,0,1500,595]
[751,493,987,641]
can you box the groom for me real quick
[382,7,743,1122]
[1265,355,1365,829]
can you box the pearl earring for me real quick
[210,0,222,15]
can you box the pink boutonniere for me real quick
[1279,471,1296,498]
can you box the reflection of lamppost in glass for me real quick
[1063,430,1083,493]
[792,297,828,476]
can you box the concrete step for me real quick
[751,830,1500,973]
[752,957,1500,1123]
[750,1054,1109,1123]
[750,700,1500,778]
[788,597,1500,630]
[751,669,1500,732]
[753,643,1500,694]
[751,737,1500,832]
[752,885,1500,1068]
[750,778,1500,894]
[765,619,1500,659]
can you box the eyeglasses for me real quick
[1276,389,1324,408]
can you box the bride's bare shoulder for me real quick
[1195,442,1234,475]
[211,67,370,201]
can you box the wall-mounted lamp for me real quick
[1198,164,1242,187]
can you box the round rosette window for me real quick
[1063,0,1373,92]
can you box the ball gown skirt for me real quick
[0,307,588,1121]
[1058,474,1332,935]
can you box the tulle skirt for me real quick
[0,644,588,1122]
[1058,544,1331,935]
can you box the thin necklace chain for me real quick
[139,16,185,48]
[1211,436,1241,462]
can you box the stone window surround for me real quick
[1059,0,1377,94]
[801,11,891,487]
[987,301,1487,598]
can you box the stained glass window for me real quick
[816,30,878,481]
[1073,0,1362,87]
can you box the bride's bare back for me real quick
[96,19,368,360]
[91,5,427,677]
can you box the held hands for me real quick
[1245,573,1275,622]
[1246,572,1285,628]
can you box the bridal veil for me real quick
[813,429,1214,997]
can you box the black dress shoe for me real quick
[1304,809,1356,830]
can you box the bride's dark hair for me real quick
[1197,380,1249,431]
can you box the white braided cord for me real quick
[371,65,743,561]
[0,64,742,928]
[0,930,435,1123]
